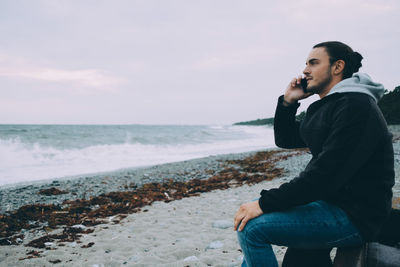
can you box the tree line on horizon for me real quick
[234,85,400,126]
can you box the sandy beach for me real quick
[1,127,399,267]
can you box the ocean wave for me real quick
[0,125,275,186]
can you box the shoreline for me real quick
[0,127,399,266]
[0,149,267,189]
[0,149,275,213]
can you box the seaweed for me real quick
[38,187,68,196]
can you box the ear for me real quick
[332,60,345,75]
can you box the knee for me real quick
[237,226,248,245]
[237,217,269,246]
[237,226,253,249]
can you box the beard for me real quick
[306,70,332,94]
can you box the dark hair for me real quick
[313,41,363,79]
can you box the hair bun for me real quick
[352,51,363,70]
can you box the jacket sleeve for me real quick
[259,96,383,213]
[274,95,307,148]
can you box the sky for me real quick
[0,0,399,125]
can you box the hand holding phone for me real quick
[283,76,312,105]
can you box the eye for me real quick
[307,59,318,66]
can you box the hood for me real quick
[327,72,385,103]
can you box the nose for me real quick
[303,65,310,76]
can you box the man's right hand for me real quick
[283,76,313,106]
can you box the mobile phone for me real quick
[300,78,308,93]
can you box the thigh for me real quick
[242,201,363,249]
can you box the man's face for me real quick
[303,47,333,95]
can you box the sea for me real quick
[0,124,275,187]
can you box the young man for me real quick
[234,41,395,267]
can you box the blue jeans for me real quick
[237,200,363,267]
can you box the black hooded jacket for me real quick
[259,89,394,241]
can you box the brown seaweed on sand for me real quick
[1,149,304,248]
[18,250,43,261]
[38,187,68,196]
[25,226,95,249]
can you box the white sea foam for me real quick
[0,125,275,186]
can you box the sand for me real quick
[1,180,288,266]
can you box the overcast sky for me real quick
[1,0,399,125]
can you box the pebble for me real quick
[207,240,224,249]
[183,255,199,262]
[212,220,233,229]
[71,224,87,230]
[44,242,55,248]
[127,255,139,262]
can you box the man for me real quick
[234,41,394,267]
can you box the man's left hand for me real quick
[234,201,263,231]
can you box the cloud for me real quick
[0,68,122,89]
[0,53,123,92]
